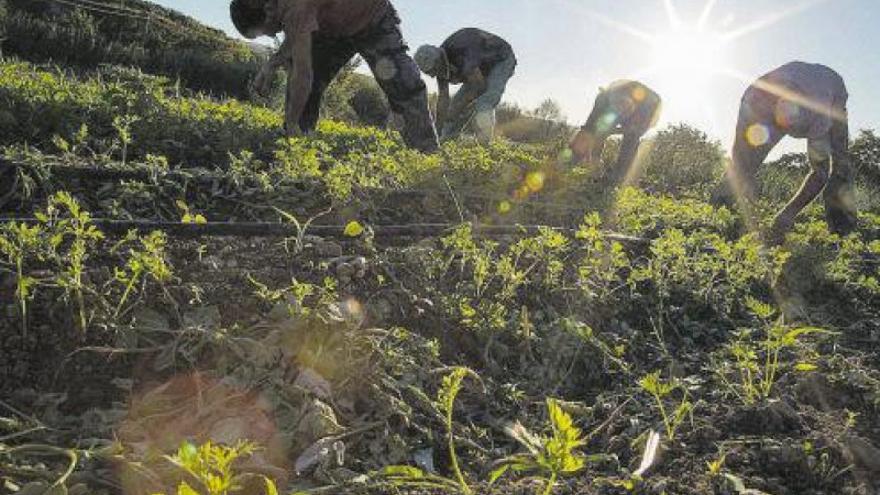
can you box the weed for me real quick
[491,398,592,495]
[112,114,140,166]
[377,367,482,494]
[112,230,173,317]
[0,221,44,335]
[638,370,693,441]
[154,441,278,495]
[706,451,726,477]
[42,192,104,333]
[176,200,207,225]
[715,297,832,405]
[437,367,481,495]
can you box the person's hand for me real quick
[252,65,276,96]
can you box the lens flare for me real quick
[597,113,618,134]
[632,86,647,102]
[745,124,770,147]
[525,171,546,193]
[774,100,801,130]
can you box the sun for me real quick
[647,23,729,116]
[554,0,829,132]
[652,26,727,88]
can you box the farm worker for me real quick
[414,28,517,143]
[569,80,662,183]
[717,61,856,242]
[229,0,439,153]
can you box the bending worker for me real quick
[229,0,439,153]
[569,80,662,183]
[719,61,857,242]
[414,28,517,143]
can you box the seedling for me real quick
[112,230,172,317]
[43,192,104,333]
[638,371,693,441]
[377,367,482,494]
[0,221,45,336]
[491,398,593,495]
[717,297,832,405]
[154,441,278,495]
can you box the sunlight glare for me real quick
[652,26,727,85]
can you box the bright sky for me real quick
[155,0,879,153]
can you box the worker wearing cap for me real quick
[415,28,516,143]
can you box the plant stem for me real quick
[115,273,140,318]
[542,472,558,495]
[16,257,27,337]
[446,406,471,495]
[653,393,672,440]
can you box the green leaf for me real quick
[264,477,278,495]
[378,465,427,479]
[344,220,365,237]
[794,363,818,372]
[176,482,199,495]
[488,464,510,485]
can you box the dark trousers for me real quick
[297,6,439,153]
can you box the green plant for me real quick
[490,398,591,495]
[638,371,693,441]
[112,230,173,317]
[153,441,277,495]
[716,298,832,405]
[641,123,725,195]
[112,114,140,165]
[0,221,44,335]
[575,213,629,302]
[42,191,104,333]
[437,367,480,495]
[247,275,338,318]
[377,367,481,494]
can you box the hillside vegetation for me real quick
[1,9,880,495]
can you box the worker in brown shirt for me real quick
[230,0,439,153]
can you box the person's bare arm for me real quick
[446,69,486,122]
[282,4,318,136]
[436,79,451,131]
[268,36,292,69]
[253,37,292,95]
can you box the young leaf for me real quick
[264,477,279,495]
[344,220,365,237]
[488,464,510,485]
[794,363,818,372]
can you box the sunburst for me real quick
[554,0,830,128]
